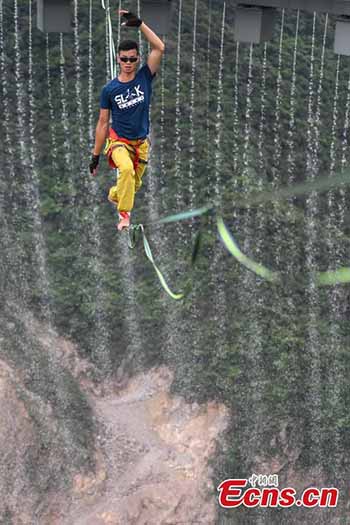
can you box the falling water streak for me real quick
[305,12,323,475]
[257,43,268,175]
[312,14,328,169]
[24,1,72,418]
[164,0,187,370]
[287,10,300,179]
[174,0,183,211]
[341,71,350,169]
[285,10,300,334]
[210,2,227,341]
[59,35,72,170]
[242,44,254,182]
[329,56,341,177]
[0,0,27,300]
[86,0,111,371]
[213,2,226,199]
[272,9,285,177]
[119,241,143,358]
[28,0,52,321]
[325,56,346,477]
[206,0,212,170]
[105,0,110,81]
[305,13,317,178]
[13,0,27,163]
[188,0,198,211]
[160,40,166,186]
[232,43,240,174]
[325,184,346,482]
[137,0,143,61]
[117,0,121,47]
[73,0,85,146]
[14,0,51,314]
[45,34,58,169]
[88,0,94,146]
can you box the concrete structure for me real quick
[141,0,173,35]
[37,0,173,35]
[233,1,350,55]
[37,0,71,33]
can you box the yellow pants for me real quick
[107,139,149,213]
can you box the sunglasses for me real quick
[119,56,138,63]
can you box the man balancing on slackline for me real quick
[89,10,165,231]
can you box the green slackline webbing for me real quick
[216,217,350,287]
[216,216,280,283]
[156,206,213,224]
[138,225,184,300]
[145,168,350,230]
[131,211,350,299]
[316,267,350,286]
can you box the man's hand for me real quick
[89,154,100,176]
[120,10,142,28]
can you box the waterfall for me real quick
[286,10,300,179]
[45,34,58,170]
[242,44,254,180]
[257,43,268,175]
[232,42,240,175]
[272,9,285,177]
[188,0,198,210]
[304,12,323,474]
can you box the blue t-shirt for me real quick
[100,64,155,140]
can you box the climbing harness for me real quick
[104,129,147,172]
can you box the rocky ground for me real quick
[64,365,229,525]
[0,308,229,525]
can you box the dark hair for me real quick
[118,40,139,54]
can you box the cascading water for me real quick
[14,0,51,319]
[341,69,350,169]
[322,53,345,483]
[272,9,285,177]
[329,55,341,177]
[28,0,52,322]
[197,2,230,402]
[241,44,254,181]
[85,0,111,372]
[257,43,268,176]
[232,42,240,174]
[286,9,300,179]
[206,0,212,171]
[0,0,28,302]
[45,34,58,170]
[213,1,226,193]
[188,0,198,210]
[163,0,186,371]
[59,34,73,183]
[304,12,324,482]
[88,0,94,146]
[174,0,183,214]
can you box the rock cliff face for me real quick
[0,304,229,524]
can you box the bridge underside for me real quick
[234,1,350,54]
[233,1,350,16]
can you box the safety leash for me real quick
[101,0,117,79]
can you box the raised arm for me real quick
[119,9,165,75]
[141,22,165,75]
